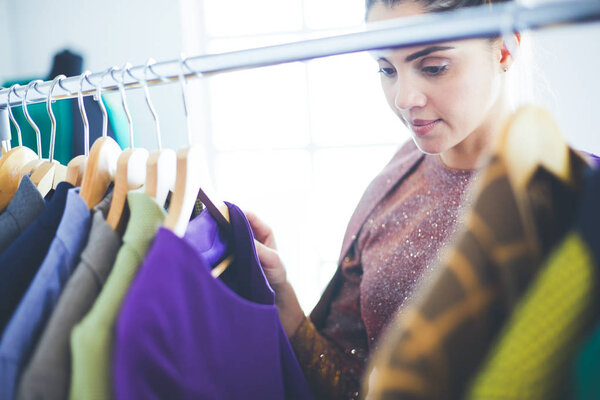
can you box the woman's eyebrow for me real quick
[405,45,455,62]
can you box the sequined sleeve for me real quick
[290,317,364,400]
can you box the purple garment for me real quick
[114,203,313,400]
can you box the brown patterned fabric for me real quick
[290,141,478,399]
[365,150,588,400]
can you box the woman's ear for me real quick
[500,32,520,68]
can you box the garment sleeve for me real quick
[290,317,364,400]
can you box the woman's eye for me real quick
[378,67,396,77]
[422,65,448,76]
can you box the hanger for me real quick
[105,63,149,233]
[135,58,176,208]
[497,105,571,190]
[45,75,69,188]
[18,81,47,179]
[29,77,68,195]
[496,105,572,259]
[65,71,92,187]
[163,55,232,278]
[79,68,122,209]
[0,85,38,210]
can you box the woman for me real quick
[245,0,519,398]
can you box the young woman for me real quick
[245,0,519,398]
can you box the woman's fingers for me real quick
[254,240,287,287]
[244,210,277,249]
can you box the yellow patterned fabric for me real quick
[467,233,597,400]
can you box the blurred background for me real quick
[1,0,599,311]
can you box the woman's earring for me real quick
[503,67,508,72]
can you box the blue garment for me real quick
[0,182,73,335]
[0,188,91,400]
[0,175,46,253]
[114,203,313,400]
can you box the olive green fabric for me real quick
[69,193,165,400]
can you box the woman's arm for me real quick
[245,211,365,399]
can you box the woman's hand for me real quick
[244,210,306,337]
[244,210,288,290]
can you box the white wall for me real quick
[0,0,15,80]
[531,22,600,155]
[0,0,188,151]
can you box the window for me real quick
[181,0,409,311]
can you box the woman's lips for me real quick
[410,119,441,136]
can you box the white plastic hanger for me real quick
[105,63,149,233]
[0,84,38,210]
[133,58,176,208]
[163,55,232,277]
[79,68,122,209]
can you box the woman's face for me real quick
[368,1,506,155]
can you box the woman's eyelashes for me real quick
[377,62,450,78]
[422,64,449,76]
[378,66,396,77]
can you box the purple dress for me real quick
[114,202,313,400]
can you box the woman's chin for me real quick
[411,137,447,155]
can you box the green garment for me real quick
[69,192,166,400]
[467,233,597,400]
[3,79,73,165]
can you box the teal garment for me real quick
[3,79,129,163]
[3,79,73,165]
[575,329,600,400]
[103,93,130,149]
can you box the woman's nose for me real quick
[394,81,426,111]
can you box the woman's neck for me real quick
[440,93,513,170]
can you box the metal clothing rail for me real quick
[0,0,598,108]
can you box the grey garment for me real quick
[0,175,46,253]
[16,194,121,400]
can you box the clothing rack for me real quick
[0,0,598,109]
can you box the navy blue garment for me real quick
[576,167,600,263]
[0,188,92,400]
[0,182,73,335]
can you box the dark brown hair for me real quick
[366,0,512,16]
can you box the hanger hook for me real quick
[23,80,43,158]
[129,58,162,150]
[178,54,192,146]
[78,71,91,156]
[46,74,66,163]
[112,63,134,149]
[8,84,22,147]
[91,67,116,138]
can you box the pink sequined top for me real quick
[290,140,477,399]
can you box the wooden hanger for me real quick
[29,77,76,195]
[497,105,572,190]
[163,58,232,278]
[65,71,96,188]
[137,59,176,208]
[0,84,38,211]
[496,105,573,259]
[105,64,148,233]
[79,68,122,209]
